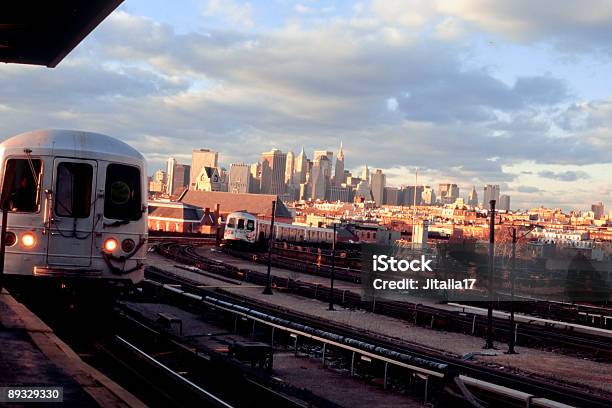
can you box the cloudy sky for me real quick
[1,0,611,211]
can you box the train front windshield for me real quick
[1,158,42,212]
[104,164,142,221]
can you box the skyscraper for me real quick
[294,147,308,184]
[229,163,252,194]
[260,149,287,195]
[285,150,295,185]
[169,164,190,195]
[166,156,176,195]
[592,202,605,219]
[483,184,500,208]
[370,169,386,206]
[438,183,459,204]
[333,142,345,186]
[421,186,436,205]
[468,186,479,207]
[499,195,511,212]
[310,157,329,200]
[361,164,370,183]
[191,149,218,187]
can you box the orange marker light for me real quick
[104,238,118,252]
[21,232,36,248]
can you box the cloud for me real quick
[517,186,543,193]
[371,0,612,51]
[203,0,254,28]
[0,4,611,211]
[537,170,591,182]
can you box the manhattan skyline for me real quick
[0,1,611,211]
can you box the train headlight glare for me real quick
[121,238,136,253]
[104,238,118,252]
[5,231,17,247]
[21,232,36,248]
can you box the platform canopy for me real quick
[0,1,123,68]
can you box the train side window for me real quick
[246,220,255,231]
[55,162,93,218]
[104,164,142,221]
[237,219,245,230]
[1,158,42,212]
[227,218,236,228]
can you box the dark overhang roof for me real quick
[0,1,123,68]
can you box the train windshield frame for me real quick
[104,163,142,221]
[1,158,42,213]
[247,219,255,231]
[55,162,93,218]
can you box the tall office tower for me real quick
[361,164,370,183]
[166,157,176,195]
[260,149,287,195]
[400,185,424,206]
[249,163,261,194]
[438,183,459,204]
[468,186,479,207]
[483,184,500,208]
[421,186,436,205]
[499,195,511,212]
[592,202,605,219]
[354,179,372,202]
[285,150,295,185]
[310,156,330,200]
[172,164,190,195]
[384,187,399,205]
[313,150,333,184]
[333,142,345,186]
[228,163,252,194]
[370,169,386,206]
[191,149,218,187]
[294,147,308,184]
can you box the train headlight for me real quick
[21,232,36,248]
[103,238,118,252]
[121,238,136,253]
[4,232,17,247]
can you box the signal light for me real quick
[121,238,136,253]
[21,232,36,248]
[103,238,118,252]
[4,231,17,247]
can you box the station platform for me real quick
[0,288,144,407]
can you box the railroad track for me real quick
[142,266,612,408]
[224,244,612,330]
[153,242,612,360]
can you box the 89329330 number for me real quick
[0,387,63,402]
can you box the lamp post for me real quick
[506,227,518,354]
[328,223,337,311]
[262,200,276,295]
[484,199,496,349]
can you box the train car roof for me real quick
[0,129,145,162]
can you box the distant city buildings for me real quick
[191,148,218,188]
[228,163,252,194]
[483,184,500,209]
[499,194,511,212]
[438,183,459,205]
[370,169,386,206]
[592,201,605,219]
[468,186,479,208]
[260,148,287,195]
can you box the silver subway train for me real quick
[223,211,336,244]
[0,130,147,284]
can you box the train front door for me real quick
[47,158,97,266]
